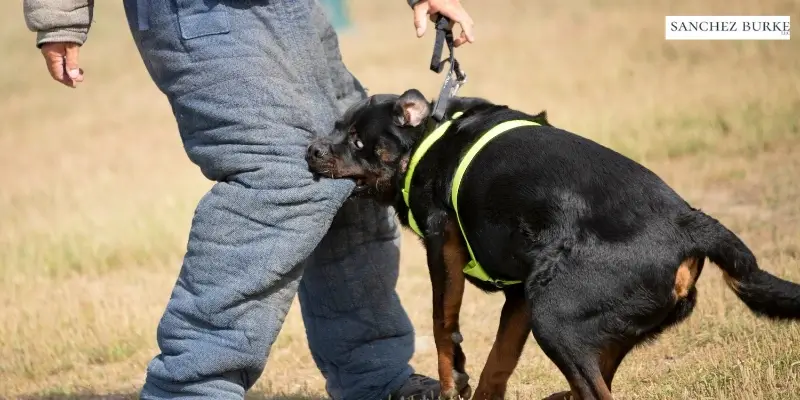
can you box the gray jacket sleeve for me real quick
[23,0,94,48]
[407,0,423,8]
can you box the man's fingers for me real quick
[74,68,85,83]
[41,43,80,87]
[413,2,430,37]
[437,6,474,43]
[42,46,65,82]
[414,1,475,44]
[457,19,475,44]
[428,3,475,44]
[453,31,468,47]
[65,44,82,81]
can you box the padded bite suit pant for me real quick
[122,0,415,398]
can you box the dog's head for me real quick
[306,89,431,202]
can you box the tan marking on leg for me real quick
[433,220,469,398]
[591,375,615,400]
[674,257,701,299]
[473,292,529,400]
[597,340,632,391]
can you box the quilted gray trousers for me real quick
[122,0,415,398]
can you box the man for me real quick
[23,0,474,399]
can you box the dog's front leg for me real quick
[424,217,470,399]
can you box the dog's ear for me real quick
[393,89,430,127]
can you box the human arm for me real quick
[23,0,94,87]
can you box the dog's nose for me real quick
[307,142,328,160]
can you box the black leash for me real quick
[429,15,467,122]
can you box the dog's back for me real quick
[435,106,692,284]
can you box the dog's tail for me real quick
[679,209,800,320]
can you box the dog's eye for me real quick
[353,139,364,150]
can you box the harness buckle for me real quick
[429,15,467,122]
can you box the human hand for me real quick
[412,0,475,47]
[40,42,84,88]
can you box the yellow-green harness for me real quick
[401,112,540,287]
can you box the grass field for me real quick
[1,0,799,399]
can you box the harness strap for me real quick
[451,120,540,287]
[403,113,541,288]
[402,112,464,236]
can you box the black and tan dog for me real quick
[305,89,800,400]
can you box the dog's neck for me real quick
[391,111,460,225]
[398,114,449,175]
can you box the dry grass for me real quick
[1,0,799,399]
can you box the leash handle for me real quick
[429,15,452,73]
[429,15,466,80]
[429,15,467,122]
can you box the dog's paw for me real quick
[459,384,473,400]
[453,369,470,389]
[441,387,461,400]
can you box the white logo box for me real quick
[665,16,790,40]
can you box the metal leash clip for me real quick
[429,15,467,122]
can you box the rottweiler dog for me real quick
[305,89,800,400]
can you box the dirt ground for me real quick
[1,0,798,399]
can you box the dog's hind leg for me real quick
[472,286,530,400]
[526,264,619,400]
[528,254,696,400]
[529,308,615,400]
[597,257,703,391]
[597,261,702,392]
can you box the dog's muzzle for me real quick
[306,141,330,163]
